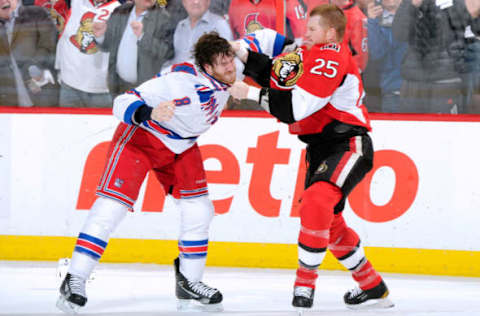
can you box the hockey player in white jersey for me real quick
[57,32,235,314]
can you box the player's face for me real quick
[0,0,17,20]
[182,0,210,20]
[205,53,237,85]
[303,15,333,49]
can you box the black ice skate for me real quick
[344,280,394,310]
[56,273,87,314]
[174,257,223,311]
[292,286,315,309]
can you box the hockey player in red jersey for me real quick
[229,4,393,310]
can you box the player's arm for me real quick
[113,77,174,125]
[229,47,347,123]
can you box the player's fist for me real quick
[92,21,107,38]
[152,101,175,122]
[229,40,248,63]
[131,21,143,38]
[228,81,250,100]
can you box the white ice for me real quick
[0,260,479,316]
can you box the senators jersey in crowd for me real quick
[228,0,277,39]
[285,0,328,41]
[341,0,368,71]
[55,0,120,93]
[267,42,370,136]
[34,0,70,32]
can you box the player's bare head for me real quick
[194,32,236,85]
[309,4,346,42]
[194,32,234,69]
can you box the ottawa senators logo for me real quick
[70,12,98,54]
[156,0,167,7]
[270,50,304,89]
[244,13,264,34]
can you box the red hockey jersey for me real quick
[228,0,277,39]
[271,42,370,135]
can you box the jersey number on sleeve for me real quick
[310,58,339,78]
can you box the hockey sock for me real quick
[295,181,343,288]
[178,239,208,282]
[328,214,381,290]
[177,196,214,282]
[69,197,127,279]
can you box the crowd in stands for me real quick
[0,0,479,113]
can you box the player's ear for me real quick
[203,63,214,76]
[327,28,337,42]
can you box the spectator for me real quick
[331,0,369,71]
[228,0,277,39]
[28,0,69,33]
[209,0,231,16]
[464,29,480,113]
[165,0,188,26]
[286,0,328,42]
[55,0,120,108]
[366,0,407,112]
[92,0,174,97]
[392,0,473,114]
[169,0,232,66]
[0,0,58,107]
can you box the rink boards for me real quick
[0,109,479,277]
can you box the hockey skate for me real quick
[344,280,394,310]
[174,257,223,312]
[292,286,315,315]
[56,273,87,314]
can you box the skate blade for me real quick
[56,295,82,314]
[176,299,224,312]
[346,297,394,310]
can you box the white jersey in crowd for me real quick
[56,0,120,93]
[114,63,230,154]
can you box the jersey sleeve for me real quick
[113,76,168,125]
[239,28,288,58]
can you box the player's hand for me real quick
[131,21,143,38]
[151,101,175,122]
[92,21,107,38]
[229,40,248,63]
[228,81,250,100]
[367,2,383,19]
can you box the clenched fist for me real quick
[228,81,250,100]
[151,101,175,122]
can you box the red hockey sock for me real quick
[294,265,318,289]
[328,214,382,290]
[352,260,382,290]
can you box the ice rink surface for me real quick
[1,260,479,316]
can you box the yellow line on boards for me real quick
[0,235,479,277]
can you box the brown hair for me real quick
[193,32,234,69]
[309,4,347,42]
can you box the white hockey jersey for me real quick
[56,0,120,93]
[114,63,230,154]
[114,30,287,154]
